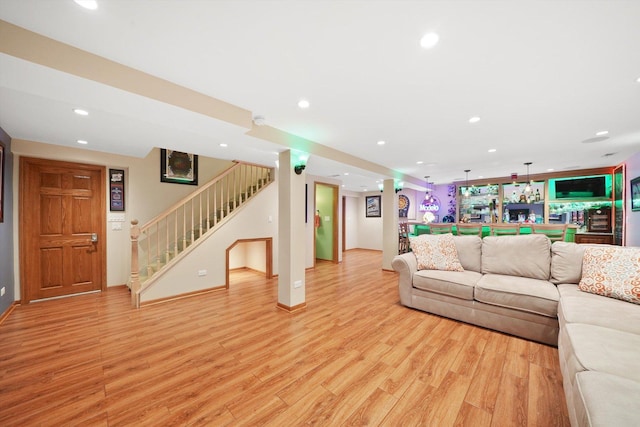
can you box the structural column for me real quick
[277,150,307,311]
[382,178,399,271]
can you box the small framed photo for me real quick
[109,168,125,211]
[160,149,198,185]
[631,176,640,212]
[366,195,381,217]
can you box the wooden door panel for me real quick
[40,247,63,290]
[40,195,63,235]
[70,245,93,285]
[71,196,92,234]
[40,172,61,189]
[21,157,106,303]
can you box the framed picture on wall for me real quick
[631,176,640,212]
[0,141,4,223]
[109,169,125,211]
[366,195,381,217]
[160,149,198,185]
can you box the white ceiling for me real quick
[1,0,639,192]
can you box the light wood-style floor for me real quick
[0,249,569,426]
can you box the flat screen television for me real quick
[554,176,607,199]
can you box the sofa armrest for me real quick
[392,252,418,306]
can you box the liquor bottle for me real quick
[535,189,541,202]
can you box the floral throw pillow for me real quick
[578,246,640,305]
[408,233,464,272]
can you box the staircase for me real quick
[129,161,274,307]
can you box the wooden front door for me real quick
[20,157,106,303]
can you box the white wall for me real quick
[625,151,640,246]
[344,195,359,250]
[357,192,383,250]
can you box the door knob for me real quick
[91,233,98,243]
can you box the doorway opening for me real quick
[225,238,273,288]
[314,182,339,264]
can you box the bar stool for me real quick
[490,223,521,236]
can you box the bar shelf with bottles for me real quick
[501,182,545,224]
[458,184,499,223]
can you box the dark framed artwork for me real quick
[0,141,4,223]
[631,176,640,212]
[109,168,125,211]
[160,149,198,185]
[366,195,381,217]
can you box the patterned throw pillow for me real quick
[408,233,464,272]
[578,246,640,305]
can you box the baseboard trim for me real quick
[0,301,19,326]
[276,301,307,313]
[140,286,227,307]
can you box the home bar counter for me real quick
[410,223,579,242]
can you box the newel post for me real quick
[130,219,141,308]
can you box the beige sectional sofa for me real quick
[391,234,640,427]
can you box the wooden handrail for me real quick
[139,162,238,231]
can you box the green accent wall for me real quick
[315,184,334,260]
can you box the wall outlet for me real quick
[293,280,302,289]
[1,287,5,297]
[197,269,207,277]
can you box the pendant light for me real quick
[523,162,532,194]
[424,176,434,203]
[464,170,471,198]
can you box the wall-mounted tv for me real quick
[554,176,607,199]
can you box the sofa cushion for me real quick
[574,371,640,427]
[557,284,640,334]
[475,273,559,317]
[578,246,640,305]
[561,323,640,383]
[453,235,482,273]
[413,270,482,300]
[408,234,464,272]
[482,234,551,280]
[551,241,586,284]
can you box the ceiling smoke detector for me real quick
[253,115,266,126]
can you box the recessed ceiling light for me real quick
[297,99,310,109]
[343,172,349,176]
[219,143,228,147]
[420,32,439,49]
[478,175,484,179]
[377,140,385,146]
[595,130,609,136]
[488,148,496,153]
[636,76,640,83]
[469,116,481,124]
[547,168,555,172]
[73,108,89,116]
[77,139,88,145]
[74,0,98,10]
[416,161,424,164]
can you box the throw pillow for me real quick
[409,233,464,272]
[578,246,640,305]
